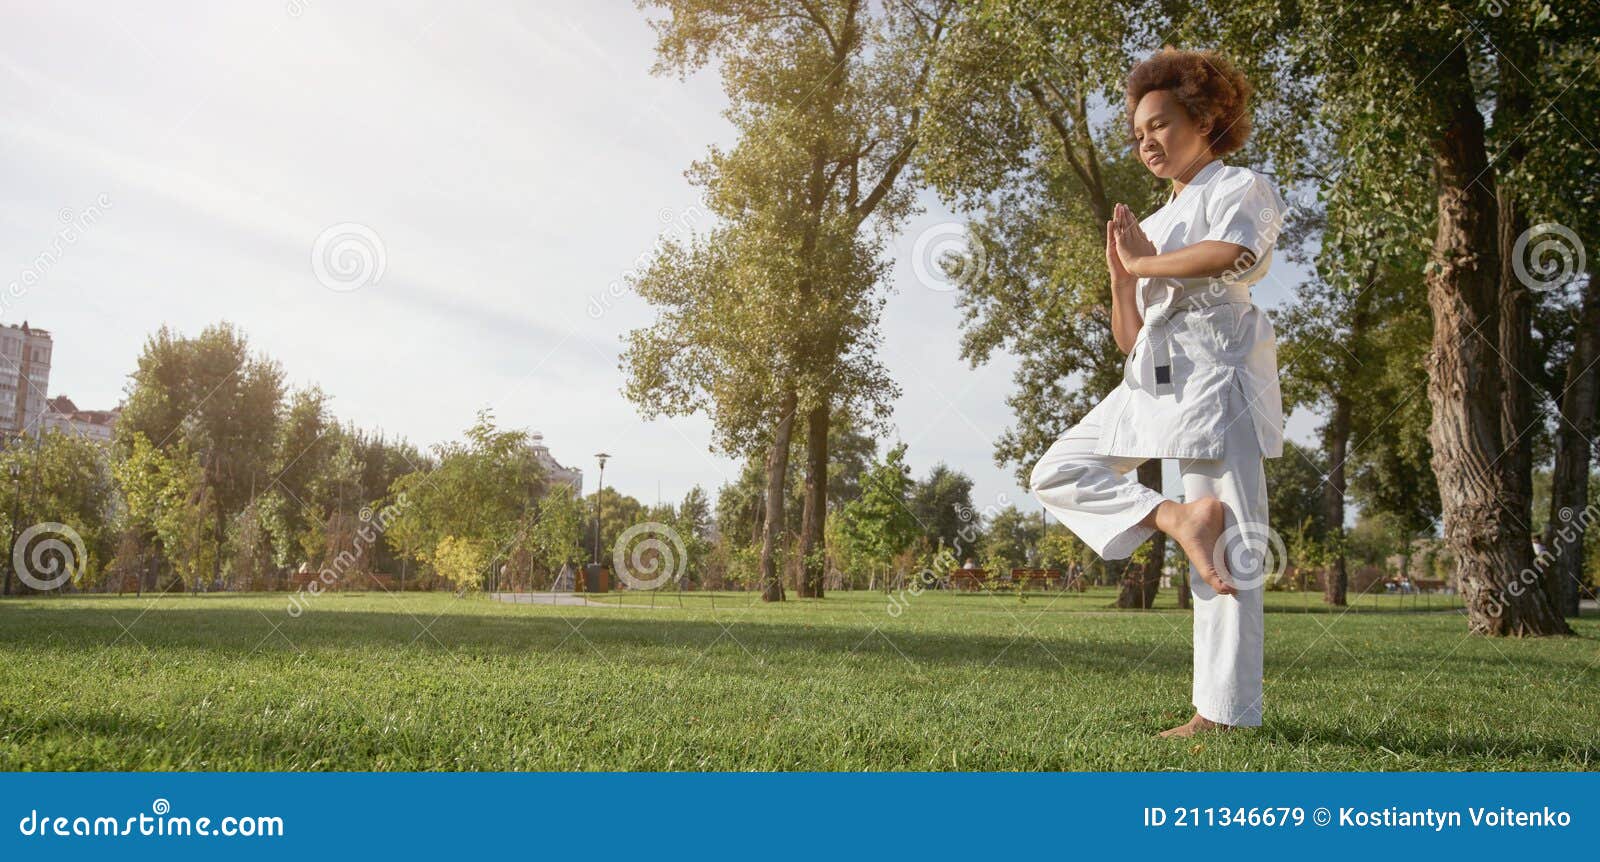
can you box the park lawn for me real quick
[0,588,1594,771]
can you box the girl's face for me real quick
[1131,89,1216,181]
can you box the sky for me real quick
[0,0,1317,516]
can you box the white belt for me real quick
[1141,281,1253,396]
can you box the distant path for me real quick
[488,591,659,609]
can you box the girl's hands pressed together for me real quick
[1110,201,1258,280]
[1111,203,1157,277]
[1105,219,1134,286]
[1107,203,1148,355]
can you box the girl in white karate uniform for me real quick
[1030,49,1287,738]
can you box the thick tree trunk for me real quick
[1114,459,1166,608]
[1544,277,1599,617]
[1497,188,1537,552]
[749,482,765,548]
[1495,38,1538,556]
[759,391,798,602]
[797,402,829,599]
[1424,67,1568,636]
[1323,394,1351,606]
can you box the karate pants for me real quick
[1028,396,1266,727]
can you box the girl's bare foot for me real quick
[1159,713,1232,738]
[1147,497,1236,596]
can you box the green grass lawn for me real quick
[1,588,1595,771]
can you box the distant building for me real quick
[41,395,120,444]
[529,432,583,495]
[0,322,52,438]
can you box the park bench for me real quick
[948,568,990,591]
[1010,568,1063,590]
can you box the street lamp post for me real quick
[592,452,610,566]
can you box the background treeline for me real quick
[4,322,1094,595]
[1,323,591,595]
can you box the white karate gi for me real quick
[1030,159,1286,727]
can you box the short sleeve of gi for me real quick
[1202,170,1285,261]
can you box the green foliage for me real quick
[1265,440,1331,543]
[669,486,714,586]
[432,535,488,593]
[387,410,545,571]
[833,444,920,578]
[0,432,116,590]
[227,499,276,590]
[113,432,214,588]
[116,323,284,574]
[1037,526,1088,573]
[980,504,1041,574]
[583,486,646,570]
[908,463,976,554]
[529,485,585,582]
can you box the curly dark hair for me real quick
[1125,48,1253,157]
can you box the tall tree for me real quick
[262,386,338,570]
[1541,274,1599,616]
[113,433,214,590]
[1512,17,1600,618]
[635,0,951,600]
[832,443,921,586]
[116,323,284,583]
[624,228,807,600]
[908,462,976,554]
[0,432,115,593]
[1283,0,1580,634]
